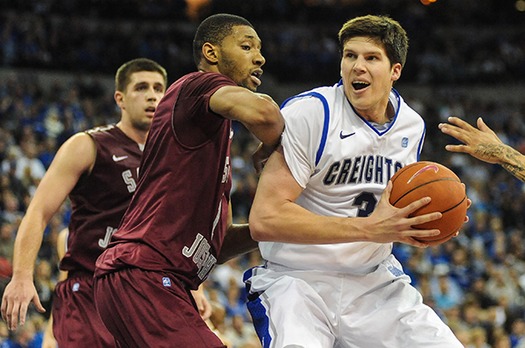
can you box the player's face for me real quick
[116,71,166,131]
[340,36,402,123]
[217,25,265,92]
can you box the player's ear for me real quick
[391,63,402,82]
[114,91,124,109]
[202,42,219,65]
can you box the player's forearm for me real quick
[498,145,525,182]
[249,202,368,244]
[217,223,258,264]
[11,217,47,279]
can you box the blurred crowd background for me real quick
[0,0,524,347]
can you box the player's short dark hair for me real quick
[192,13,254,67]
[338,15,408,67]
[115,58,168,92]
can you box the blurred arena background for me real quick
[0,1,524,347]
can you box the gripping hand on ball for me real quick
[366,181,443,248]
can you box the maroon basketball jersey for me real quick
[96,72,235,289]
[60,125,142,274]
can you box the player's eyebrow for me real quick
[240,35,262,48]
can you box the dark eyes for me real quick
[345,53,379,61]
[135,84,164,92]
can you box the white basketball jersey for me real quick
[258,81,426,273]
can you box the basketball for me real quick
[389,161,467,243]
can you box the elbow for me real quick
[234,95,284,147]
[253,102,284,141]
[248,209,275,242]
[258,101,282,125]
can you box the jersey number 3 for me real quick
[353,192,378,217]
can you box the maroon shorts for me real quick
[53,273,117,347]
[94,268,226,348]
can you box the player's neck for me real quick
[116,121,148,146]
[356,100,394,125]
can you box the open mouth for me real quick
[352,81,370,90]
[251,70,263,87]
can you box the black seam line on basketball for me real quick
[392,178,461,206]
[440,195,466,214]
[412,196,467,243]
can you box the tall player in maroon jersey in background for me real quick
[1,58,171,347]
[94,13,284,348]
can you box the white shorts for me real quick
[243,254,462,348]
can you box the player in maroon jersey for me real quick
[1,58,168,347]
[94,13,285,348]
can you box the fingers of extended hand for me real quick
[440,117,482,145]
[440,123,469,142]
[2,296,24,331]
[33,294,46,313]
[401,196,432,216]
[407,211,442,226]
[476,117,497,136]
[398,197,442,241]
[1,284,36,330]
[404,237,435,248]
[0,295,6,323]
[447,116,473,129]
[444,144,467,154]
[18,301,28,329]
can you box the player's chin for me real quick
[241,78,260,92]
[136,119,152,131]
[243,83,258,92]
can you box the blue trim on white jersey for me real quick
[417,124,426,161]
[280,84,409,170]
[281,92,330,166]
[348,88,402,136]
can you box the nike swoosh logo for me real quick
[112,155,129,162]
[339,131,356,139]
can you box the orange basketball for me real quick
[389,161,467,243]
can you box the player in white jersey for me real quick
[244,15,466,348]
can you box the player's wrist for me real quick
[11,271,34,281]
